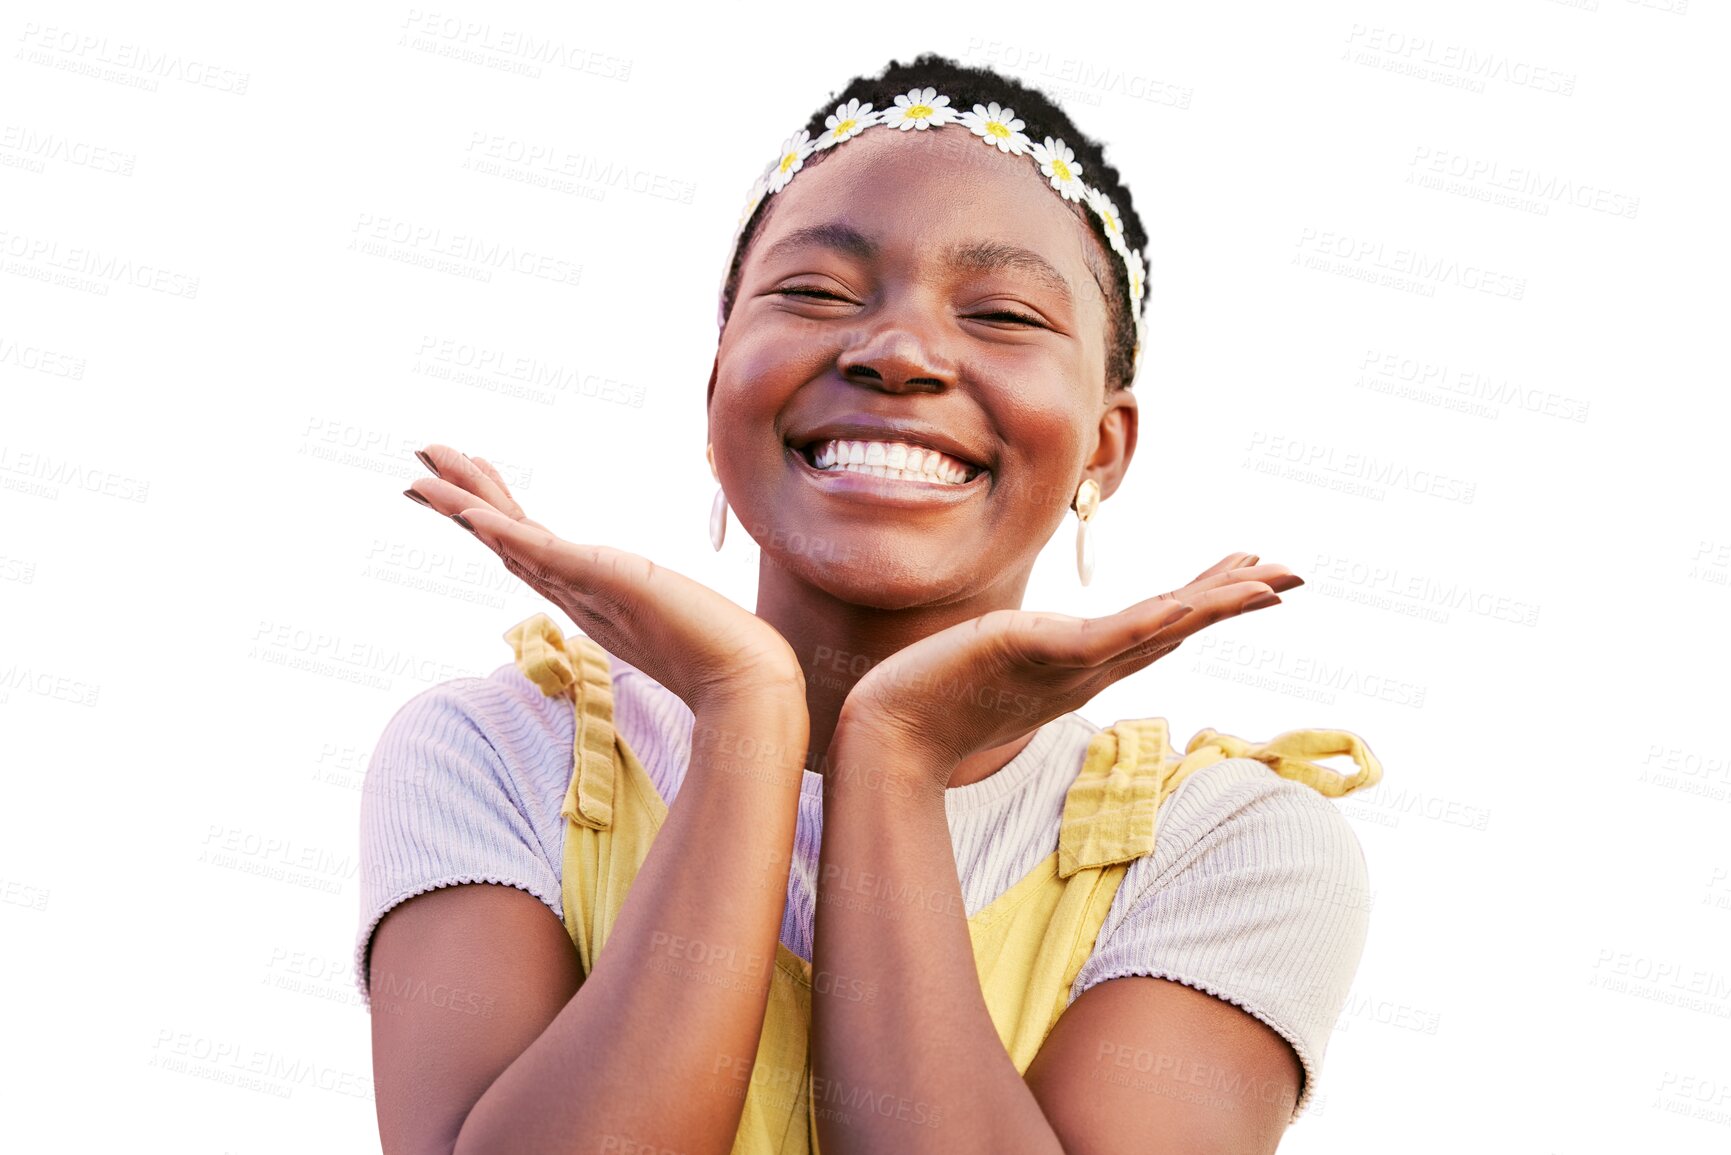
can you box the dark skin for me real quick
[375,124,1308,1154]
[710,124,1138,783]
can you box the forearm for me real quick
[456,697,808,1155]
[811,726,1066,1155]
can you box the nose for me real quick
[836,313,957,394]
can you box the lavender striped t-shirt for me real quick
[355,650,1371,1119]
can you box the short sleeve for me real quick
[352,675,567,1010]
[1069,761,1372,1122]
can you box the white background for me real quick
[3,1,1728,1151]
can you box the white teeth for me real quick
[805,438,979,485]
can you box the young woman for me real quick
[360,54,1380,1155]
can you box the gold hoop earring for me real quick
[707,443,728,551]
[1073,478,1101,586]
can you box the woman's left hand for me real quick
[835,552,1303,790]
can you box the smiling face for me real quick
[709,125,1137,611]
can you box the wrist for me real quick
[690,666,805,716]
[690,697,810,792]
[827,713,954,806]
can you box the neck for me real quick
[754,558,1043,789]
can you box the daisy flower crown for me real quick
[717,87,1147,377]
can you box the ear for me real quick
[1082,389,1138,504]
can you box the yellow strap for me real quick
[507,606,1384,838]
[1181,726,1383,797]
[1058,718,1383,877]
[1057,719,1171,878]
[503,613,617,830]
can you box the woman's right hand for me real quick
[404,443,804,716]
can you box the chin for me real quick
[759,535,980,612]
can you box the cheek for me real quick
[992,389,1093,511]
[720,314,842,410]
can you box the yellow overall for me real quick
[505,613,1382,1153]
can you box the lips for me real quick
[785,441,987,507]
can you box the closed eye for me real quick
[775,287,852,302]
[971,308,1045,327]
[776,288,1045,328]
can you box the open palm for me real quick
[840,552,1302,774]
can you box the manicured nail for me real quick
[415,449,441,477]
[1244,592,1281,611]
[403,488,431,507]
[1167,602,1196,620]
[1243,554,1260,566]
[452,513,477,535]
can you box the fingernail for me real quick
[1169,602,1196,620]
[1244,592,1281,611]
[452,513,477,535]
[1243,554,1260,566]
[415,449,441,477]
[403,488,431,507]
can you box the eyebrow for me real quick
[762,222,1075,308]
[942,239,1074,309]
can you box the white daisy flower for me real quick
[884,87,956,131]
[958,102,1030,155]
[1030,136,1085,201]
[816,98,880,150]
[736,172,769,229]
[1086,185,1131,260]
[1124,248,1146,305]
[767,129,815,194]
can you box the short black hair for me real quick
[719,52,1150,394]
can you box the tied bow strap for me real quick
[503,613,618,830]
[504,613,580,697]
[1180,727,1383,797]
